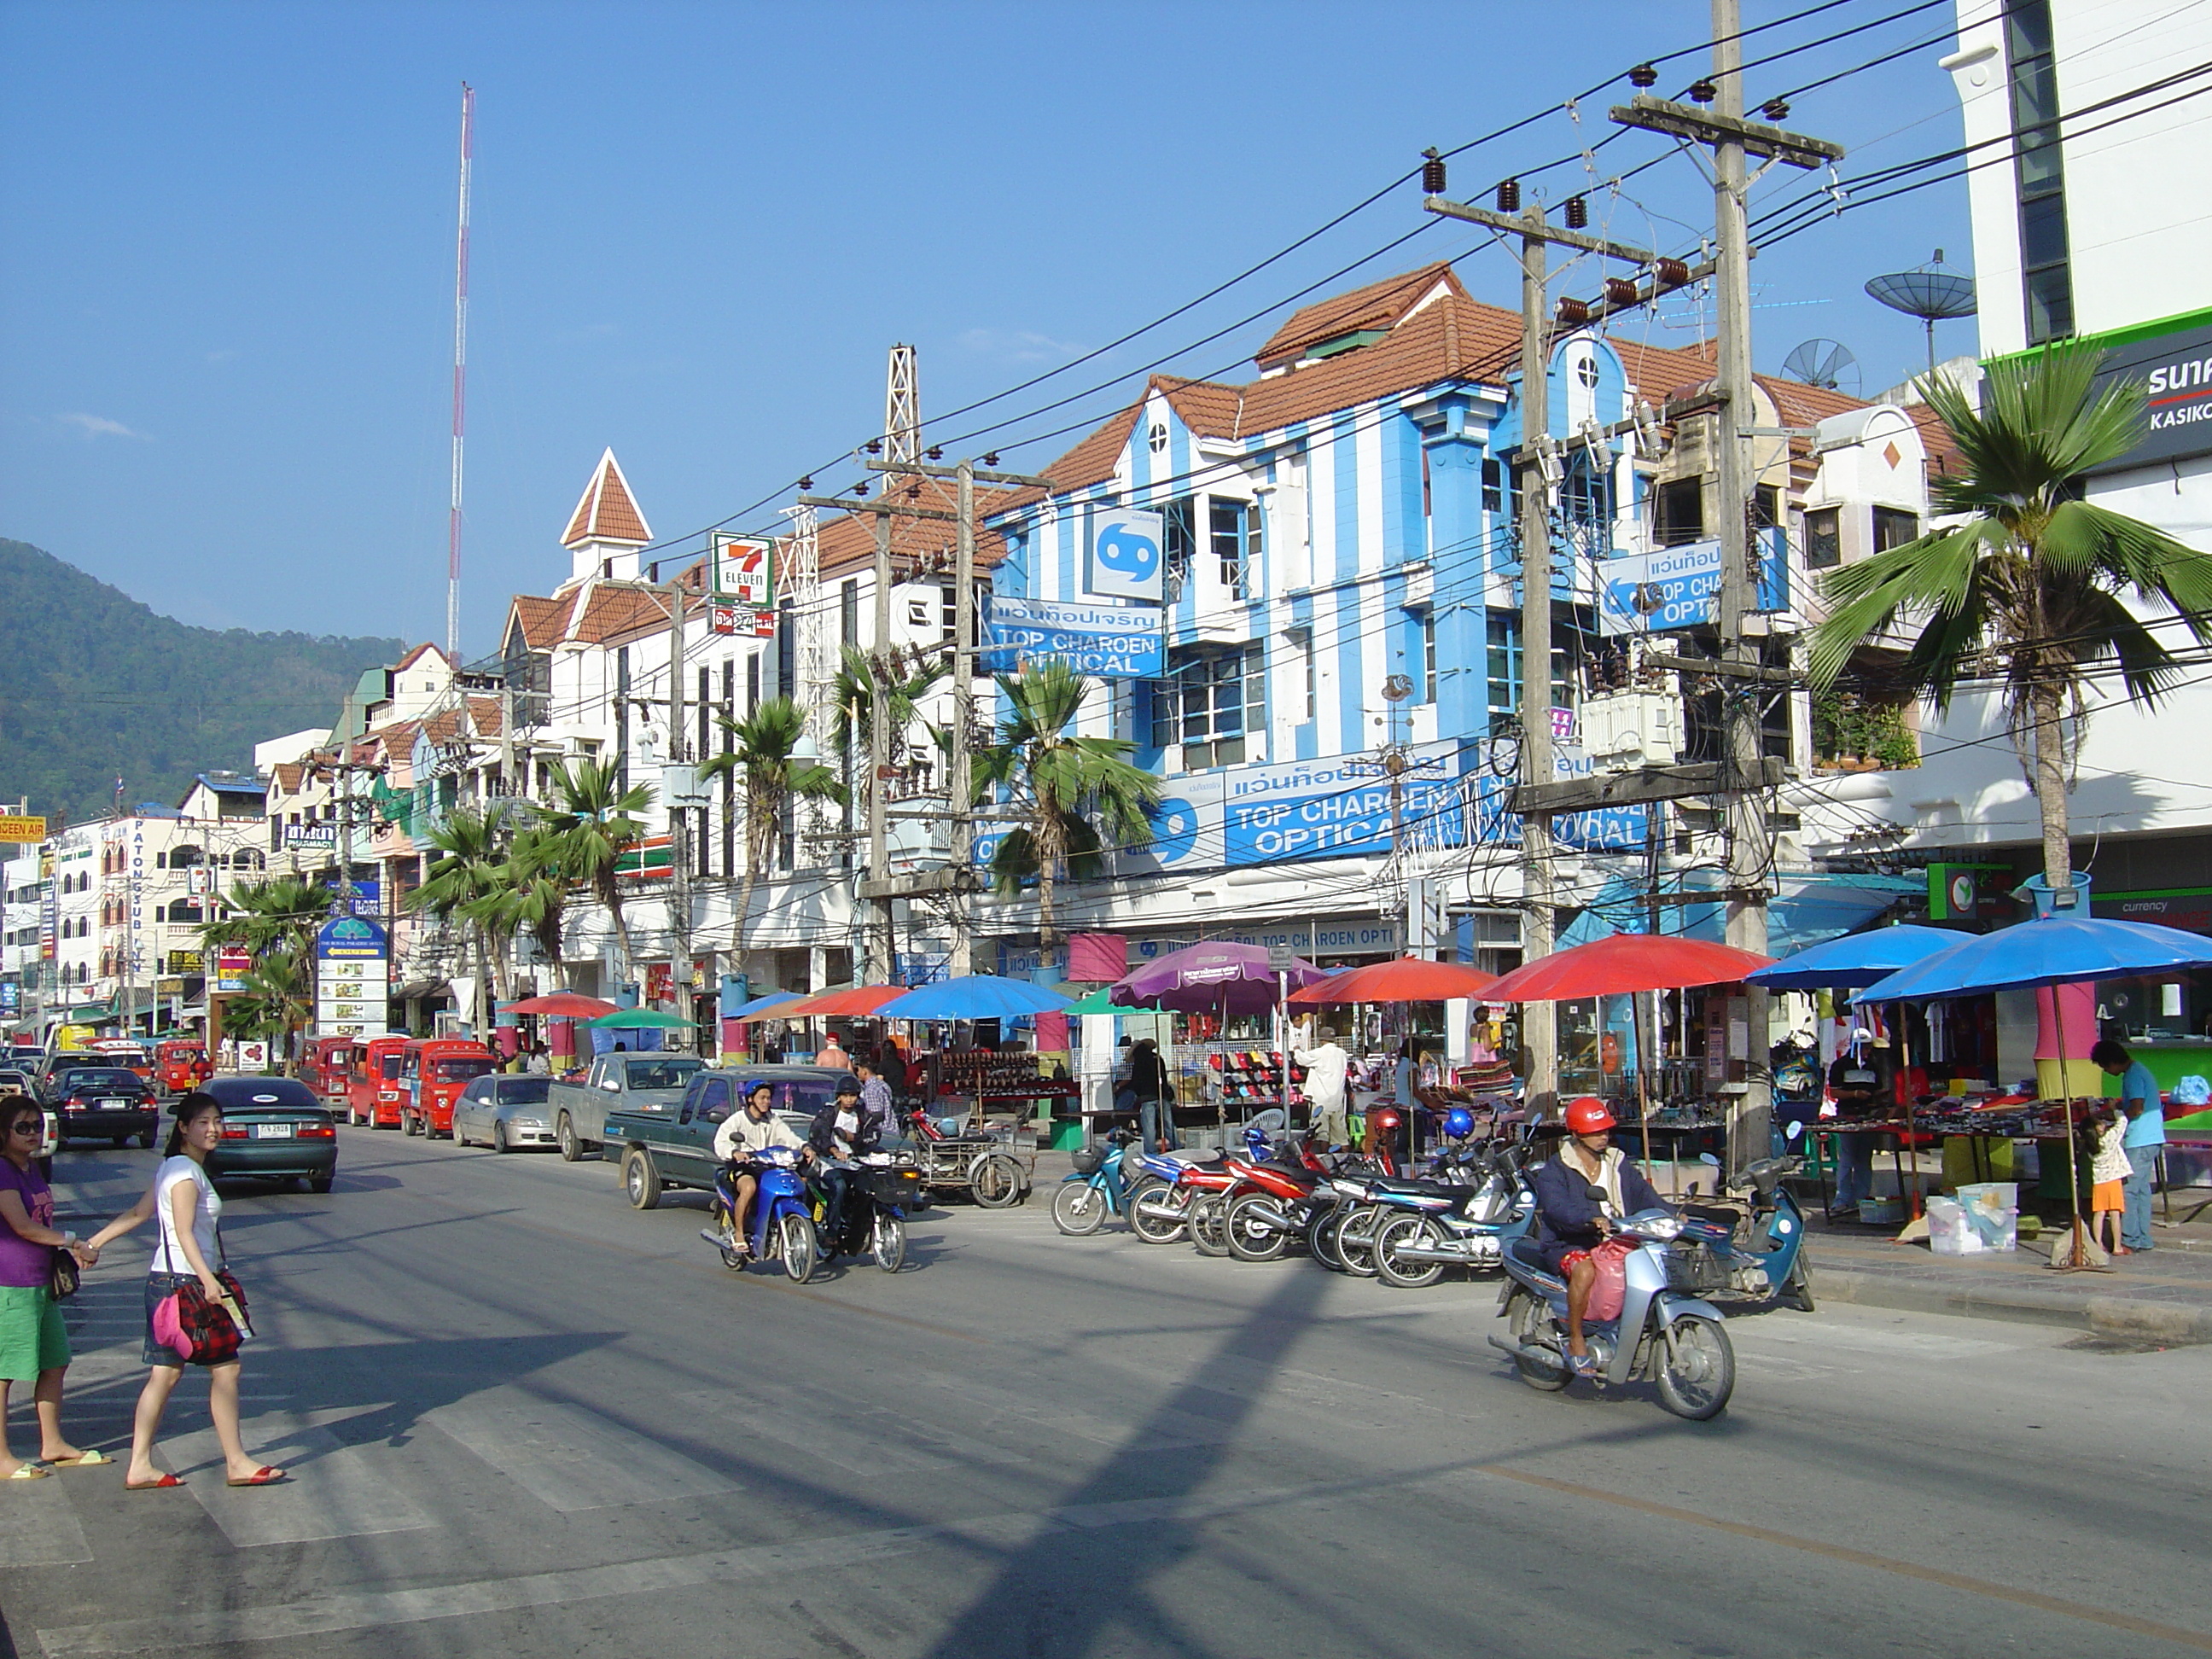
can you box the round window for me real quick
[1576,355,1600,390]
[1148,421,1167,455]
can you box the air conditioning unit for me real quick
[1580,689,1684,771]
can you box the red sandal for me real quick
[125,1473,185,1490]
[225,1467,288,1487]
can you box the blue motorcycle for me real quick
[1052,1131,1143,1236]
[1691,1150,1814,1312]
[703,1148,820,1282]
[1366,1138,1536,1288]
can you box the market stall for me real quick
[877,975,1078,1134]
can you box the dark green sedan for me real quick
[203,1075,339,1191]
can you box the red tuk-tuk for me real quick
[85,1040,154,1088]
[349,1033,412,1129]
[308,1036,362,1106]
[154,1039,211,1097]
[399,1037,498,1138]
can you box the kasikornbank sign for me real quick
[984,596,1164,679]
[2084,313,2212,474]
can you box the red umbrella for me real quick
[775,985,907,1019]
[503,992,619,1018]
[1480,934,1776,1001]
[1288,956,1498,1005]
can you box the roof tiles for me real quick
[562,450,652,547]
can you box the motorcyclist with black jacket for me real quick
[1532,1097,1670,1377]
[806,1076,885,1250]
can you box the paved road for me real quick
[4,1125,2209,1658]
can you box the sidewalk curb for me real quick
[1809,1260,2212,1343]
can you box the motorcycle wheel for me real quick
[1654,1314,1735,1420]
[1505,1290,1569,1391]
[1333,1206,1382,1278]
[1127,1180,1189,1245]
[1307,1208,1346,1272]
[1051,1180,1108,1237]
[718,1243,746,1272]
[1225,1194,1290,1262]
[872,1212,907,1273]
[1783,1260,1816,1313]
[779,1211,818,1284]
[1372,1215,1448,1289]
[970,1153,1026,1208]
[1188,1196,1231,1257]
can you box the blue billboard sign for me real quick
[985,596,1164,679]
[1596,528,1789,635]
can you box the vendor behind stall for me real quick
[1826,1032,1895,1221]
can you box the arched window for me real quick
[166,899,201,922]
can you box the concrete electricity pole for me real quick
[664,573,692,1031]
[1423,179,1659,1117]
[1611,0,1841,1167]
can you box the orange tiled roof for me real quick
[568,582,690,646]
[562,449,652,547]
[1254,262,1468,370]
[509,593,578,650]
[807,479,1016,581]
[1756,374,1876,429]
[392,642,446,673]
[1608,335,1719,405]
[1902,401,1965,478]
[466,696,503,737]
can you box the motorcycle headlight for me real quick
[1632,1214,1684,1241]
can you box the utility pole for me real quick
[1424,180,1656,1118]
[1609,0,1842,1172]
[665,573,691,1033]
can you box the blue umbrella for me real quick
[1851,916,2212,1004]
[877,975,1074,1022]
[1746,924,1968,991]
[726,990,802,1018]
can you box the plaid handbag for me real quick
[169,1272,250,1365]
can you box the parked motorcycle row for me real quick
[1051,1121,1818,1420]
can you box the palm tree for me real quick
[1809,341,2212,894]
[831,644,947,774]
[700,696,846,978]
[540,755,655,985]
[971,660,1161,966]
[406,805,511,1033]
[199,875,329,1070]
[463,824,575,992]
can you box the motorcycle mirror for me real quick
[1699,1152,1720,1166]
[1785,1120,1804,1141]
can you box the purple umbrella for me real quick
[1110,940,1330,1015]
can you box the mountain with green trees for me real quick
[0,538,405,825]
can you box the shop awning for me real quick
[390,979,451,1003]
[63,1004,119,1025]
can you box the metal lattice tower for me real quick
[445,83,474,665]
[778,504,830,847]
[884,343,921,467]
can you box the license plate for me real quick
[99,1097,129,1109]
[253,1123,294,1139]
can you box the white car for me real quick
[453,1075,558,1152]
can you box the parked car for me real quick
[398,1037,498,1138]
[307,1036,362,1107]
[45,1067,159,1148]
[544,1051,705,1161]
[453,1075,558,1152]
[348,1033,411,1128]
[606,1065,838,1210]
[202,1075,337,1191]
[0,1072,57,1177]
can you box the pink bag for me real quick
[1583,1236,1638,1322]
[151,1290,193,1357]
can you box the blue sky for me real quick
[0,1,1971,652]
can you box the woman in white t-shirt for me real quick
[83,1093,286,1490]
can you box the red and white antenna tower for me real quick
[445,82,474,663]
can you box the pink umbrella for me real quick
[1110,940,1330,1015]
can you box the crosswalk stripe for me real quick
[425,1388,739,1512]
[0,1469,92,1566]
[160,1409,434,1548]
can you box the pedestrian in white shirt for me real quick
[1295,1027,1352,1149]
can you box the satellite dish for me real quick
[1781,338,1860,395]
[1866,248,1977,374]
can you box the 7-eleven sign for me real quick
[710,533,774,608]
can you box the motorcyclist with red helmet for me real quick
[1532,1097,1671,1376]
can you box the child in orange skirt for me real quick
[2089,1102,2133,1255]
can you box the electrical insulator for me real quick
[1556,297,1592,328]
[798,476,813,492]
[1604,276,1639,307]
[1653,257,1691,290]
[1761,98,1790,122]
[853,481,870,498]
[926,445,943,460]
[1688,79,1716,104]
[1497,178,1521,213]
[1421,148,1447,194]
[1564,195,1588,230]
[1629,62,1657,89]
[864,438,882,454]
[982,452,999,467]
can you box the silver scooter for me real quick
[1487,1192,1737,1421]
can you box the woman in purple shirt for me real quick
[0,1095,102,1477]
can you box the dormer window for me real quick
[1301,329,1388,364]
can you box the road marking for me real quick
[425,1388,738,1512]
[160,1409,434,1548]
[1474,1464,2212,1652]
[32,1476,1359,1654]
[0,1470,92,1566]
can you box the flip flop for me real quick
[125,1473,184,1490]
[1567,1352,1600,1378]
[225,1467,287,1487]
[45,1450,112,1468]
[7,1464,51,1481]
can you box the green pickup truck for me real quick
[608,1065,845,1209]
